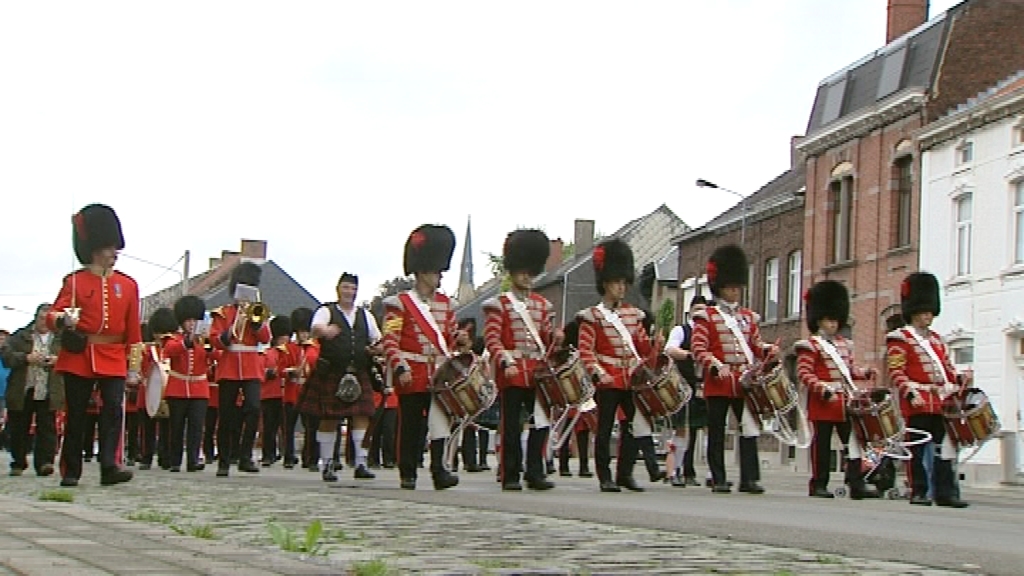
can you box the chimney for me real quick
[790,135,805,168]
[574,219,595,256]
[546,238,564,272]
[887,0,928,44]
[240,239,267,260]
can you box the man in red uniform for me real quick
[576,238,658,493]
[47,204,139,487]
[281,308,311,469]
[382,224,465,490]
[285,307,320,470]
[886,272,969,508]
[691,244,775,495]
[484,229,562,491]
[794,280,878,499]
[210,262,272,476]
[260,316,290,467]
[162,296,211,472]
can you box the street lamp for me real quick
[2,305,32,316]
[696,178,748,245]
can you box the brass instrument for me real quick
[231,292,271,341]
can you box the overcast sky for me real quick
[0,0,960,329]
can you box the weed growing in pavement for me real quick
[37,489,74,503]
[126,510,174,525]
[471,558,520,570]
[268,519,326,556]
[187,524,216,539]
[350,558,393,576]
[815,555,842,564]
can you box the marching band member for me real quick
[886,272,969,508]
[47,204,139,487]
[163,296,211,472]
[382,224,465,491]
[259,316,290,467]
[692,244,775,495]
[139,308,176,470]
[281,308,311,469]
[210,262,272,476]
[576,238,658,493]
[299,273,379,481]
[664,295,708,487]
[203,343,220,466]
[454,318,490,472]
[484,229,561,491]
[286,307,320,470]
[556,320,594,478]
[795,281,878,499]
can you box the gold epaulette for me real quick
[210,306,226,317]
[887,349,907,370]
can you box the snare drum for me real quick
[632,356,689,419]
[744,365,797,418]
[848,388,903,446]
[533,349,591,411]
[430,353,491,420]
[943,388,1001,447]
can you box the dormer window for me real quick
[956,140,974,166]
[1014,118,1024,148]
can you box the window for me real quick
[1014,120,1024,147]
[893,156,913,248]
[786,250,802,318]
[956,141,974,166]
[954,194,973,276]
[952,346,974,366]
[829,176,853,263]
[763,258,779,321]
[742,265,754,306]
[1015,181,1024,265]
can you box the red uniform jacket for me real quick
[381,291,457,395]
[162,334,210,400]
[284,340,319,405]
[886,327,960,418]
[576,304,652,391]
[795,335,870,422]
[260,347,285,400]
[46,269,142,379]
[691,305,770,399]
[373,390,399,409]
[483,291,554,390]
[210,304,272,382]
[206,346,220,408]
[135,342,164,411]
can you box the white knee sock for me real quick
[351,430,367,467]
[674,436,688,475]
[316,430,337,465]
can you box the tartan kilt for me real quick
[296,369,374,419]
[671,395,708,429]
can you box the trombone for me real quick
[232,290,271,341]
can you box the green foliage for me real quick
[657,299,675,337]
[38,489,74,503]
[126,509,174,524]
[350,558,392,576]
[268,519,326,556]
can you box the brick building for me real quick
[795,0,1024,371]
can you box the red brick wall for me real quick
[803,114,923,372]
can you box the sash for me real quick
[504,291,546,354]
[597,303,641,362]
[812,335,854,394]
[903,327,955,398]
[399,291,450,359]
[717,306,755,365]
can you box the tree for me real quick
[657,298,675,338]
[367,276,415,323]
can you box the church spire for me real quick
[457,215,475,304]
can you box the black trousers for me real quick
[594,388,637,483]
[204,406,218,462]
[810,420,851,490]
[500,387,547,482]
[8,398,56,472]
[559,429,591,472]
[62,375,125,479]
[907,414,957,500]
[282,402,299,464]
[681,427,702,478]
[125,411,140,462]
[370,408,397,466]
[139,412,170,466]
[460,425,489,469]
[83,413,99,458]
[260,398,283,463]
[706,396,760,486]
[397,392,431,480]
[301,413,320,467]
[168,398,208,468]
[217,379,260,466]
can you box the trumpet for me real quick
[232,297,271,341]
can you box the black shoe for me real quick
[283,462,294,469]
[322,461,338,482]
[650,470,667,483]
[60,477,79,487]
[910,495,932,506]
[559,469,572,477]
[433,471,459,490]
[187,463,204,472]
[526,477,555,490]
[354,465,375,479]
[670,474,686,487]
[616,477,644,492]
[849,484,879,500]
[739,482,765,494]
[169,466,181,473]
[382,462,396,469]
[545,461,555,475]
[124,459,135,467]
[464,464,482,473]
[935,498,969,508]
[139,463,152,471]
[238,460,260,473]
[478,463,491,471]
[100,467,133,486]
[503,481,523,491]
[712,484,732,493]
[599,480,621,493]
[809,487,834,498]
[684,476,700,487]
[217,463,230,477]
[400,478,416,490]
[578,469,594,478]
[37,464,55,477]
[260,460,272,468]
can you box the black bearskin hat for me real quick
[593,238,634,295]
[72,204,125,265]
[270,316,292,339]
[141,322,153,343]
[403,224,456,276]
[706,244,748,297]
[562,320,579,349]
[149,307,179,336]
[900,272,940,323]
[173,295,206,325]
[502,229,550,277]
[290,307,313,334]
[805,280,849,333]
[228,261,262,297]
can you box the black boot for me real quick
[525,428,554,490]
[577,430,593,477]
[934,458,968,508]
[478,429,491,471]
[845,459,878,500]
[430,439,458,490]
[638,436,665,482]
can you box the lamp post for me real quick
[697,178,748,245]
[2,305,33,316]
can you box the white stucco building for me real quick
[918,71,1024,485]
